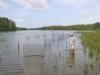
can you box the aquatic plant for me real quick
[81,31,100,57]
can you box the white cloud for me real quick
[53,0,100,23]
[53,0,100,8]
[77,4,100,19]
[0,0,7,11]
[13,0,49,10]
[15,19,24,22]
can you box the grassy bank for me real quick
[81,31,100,57]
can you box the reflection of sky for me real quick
[0,31,100,75]
[0,32,24,75]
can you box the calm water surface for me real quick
[0,30,100,75]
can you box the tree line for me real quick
[35,22,100,30]
[0,17,16,31]
[0,16,100,31]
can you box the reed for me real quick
[81,31,100,57]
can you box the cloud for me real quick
[53,0,100,8]
[13,0,49,10]
[52,0,100,22]
[0,0,7,11]
[15,19,24,22]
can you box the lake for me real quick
[0,30,100,75]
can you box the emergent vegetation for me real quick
[81,31,100,57]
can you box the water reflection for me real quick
[68,49,75,68]
[0,31,100,75]
[0,32,24,75]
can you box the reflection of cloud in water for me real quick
[0,31,100,75]
[23,44,44,56]
[0,38,6,42]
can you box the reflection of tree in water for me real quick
[88,51,94,70]
[84,62,88,75]
[83,48,94,75]
[83,48,89,75]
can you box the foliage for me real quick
[36,22,100,30]
[0,17,16,31]
[81,31,100,57]
[16,27,28,30]
[93,22,100,30]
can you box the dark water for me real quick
[0,31,100,75]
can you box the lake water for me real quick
[0,30,100,75]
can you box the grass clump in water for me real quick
[81,31,100,57]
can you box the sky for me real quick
[0,0,100,28]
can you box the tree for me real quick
[94,22,100,30]
[0,17,16,31]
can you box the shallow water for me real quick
[0,30,100,75]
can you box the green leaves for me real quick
[0,17,16,31]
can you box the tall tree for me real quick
[0,17,16,31]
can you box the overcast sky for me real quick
[0,0,100,28]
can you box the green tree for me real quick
[94,22,100,30]
[0,17,16,31]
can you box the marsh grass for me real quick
[81,31,100,57]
